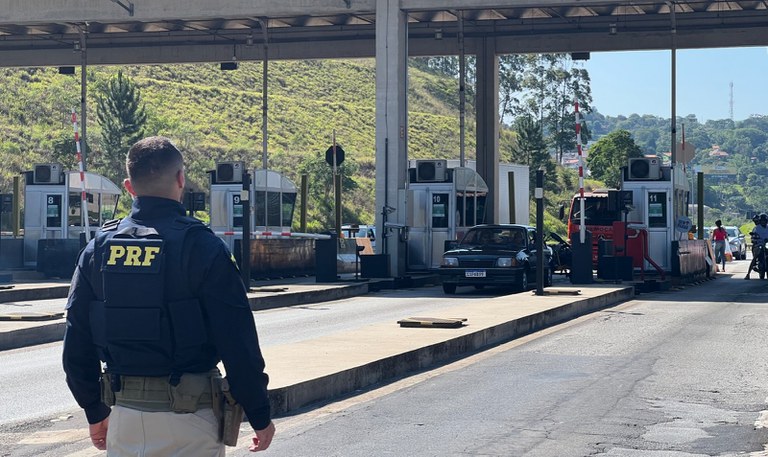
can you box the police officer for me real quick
[63,136,275,455]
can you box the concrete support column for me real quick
[375,0,408,277]
[475,37,499,224]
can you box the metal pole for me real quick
[12,177,19,238]
[241,171,251,287]
[333,130,341,236]
[697,172,704,239]
[300,173,308,232]
[670,1,678,219]
[260,20,269,230]
[382,138,389,255]
[458,10,466,168]
[79,28,88,170]
[535,169,545,296]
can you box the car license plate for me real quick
[465,270,486,278]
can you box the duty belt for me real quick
[104,370,218,413]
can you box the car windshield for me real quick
[726,227,739,238]
[461,227,527,249]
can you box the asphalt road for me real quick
[5,265,767,456]
[234,260,768,457]
[0,284,517,431]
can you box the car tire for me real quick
[518,269,529,291]
[442,283,457,294]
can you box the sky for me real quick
[582,46,768,122]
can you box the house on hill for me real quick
[709,145,729,158]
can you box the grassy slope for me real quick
[0,60,478,226]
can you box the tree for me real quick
[298,150,360,230]
[498,54,525,125]
[96,71,147,182]
[586,130,643,188]
[511,115,556,191]
[514,54,593,163]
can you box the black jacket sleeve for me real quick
[62,245,111,424]
[194,235,271,430]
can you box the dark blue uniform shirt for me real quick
[62,196,271,430]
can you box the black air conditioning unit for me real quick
[33,163,63,184]
[628,158,661,180]
[215,161,244,184]
[415,159,448,182]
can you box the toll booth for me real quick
[406,164,489,270]
[251,169,297,230]
[209,162,297,251]
[445,160,530,226]
[23,164,121,268]
[621,160,689,272]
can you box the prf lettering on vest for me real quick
[107,245,161,266]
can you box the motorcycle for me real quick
[547,232,572,276]
[750,233,768,279]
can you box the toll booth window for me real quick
[101,194,119,221]
[455,193,487,227]
[431,193,449,228]
[648,192,667,228]
[68,192,99,226]
[46,194,62,228]
[254,191,286,227]
[281,193,297,227]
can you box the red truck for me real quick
[563,190,622,266]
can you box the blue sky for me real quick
[583,46,768,122]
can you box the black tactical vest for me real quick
[89,216,213,378]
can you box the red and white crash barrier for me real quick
[214,231,331,240]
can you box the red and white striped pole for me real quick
[575,98,585,244]
[72,109,91,242]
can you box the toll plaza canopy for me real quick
[1,0,767,67]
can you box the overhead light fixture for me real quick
[221,44,238,70]
[434,28,443,40]
[73,40,81,52]
[609,23,617,35]
[246,32,254,47]
[58,66,76,75]
[571,52,590,61]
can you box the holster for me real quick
[213,377,244,446]
[168,372,211,413]
[100,373,116,407]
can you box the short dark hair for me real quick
[715,219,722,226]
[125,136,183,187]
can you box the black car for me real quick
[439,224,553,294]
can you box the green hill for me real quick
[0,59,478,229]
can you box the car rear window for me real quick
[461,228,527,248]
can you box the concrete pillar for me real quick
[375,0,408,277]
[475,37,499,224]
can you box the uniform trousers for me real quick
[106,405,225,457]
